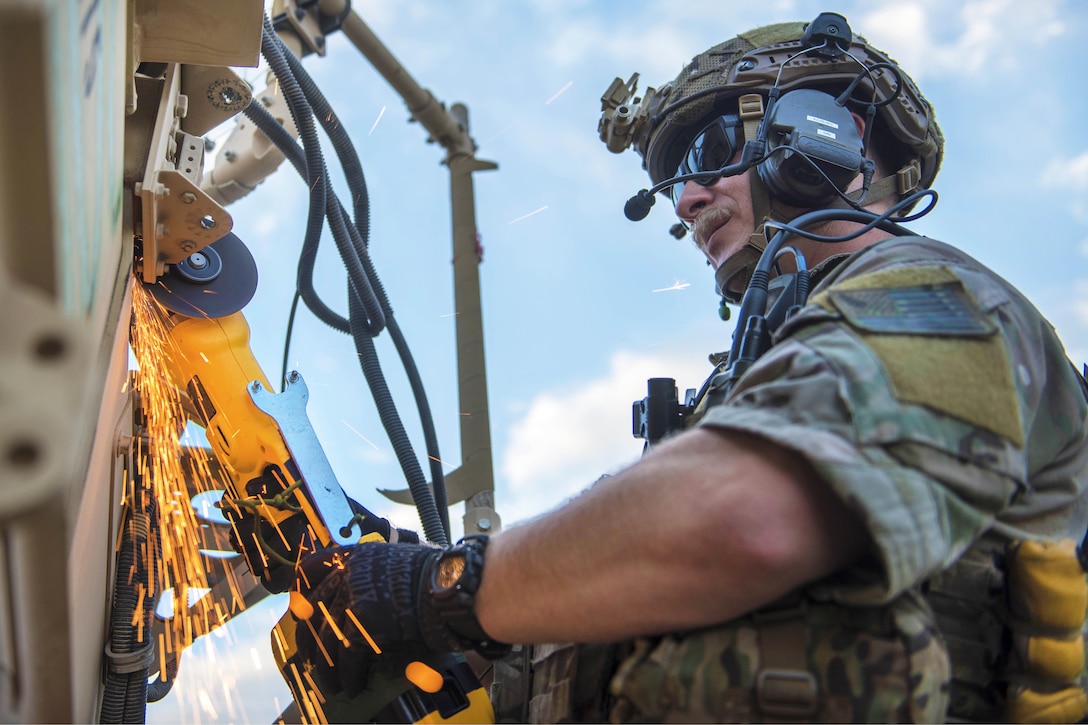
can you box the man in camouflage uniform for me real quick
[291,13,1088,723]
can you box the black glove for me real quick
[291,541,504,697]
[225,492,418,594]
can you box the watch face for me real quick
[435,552,466,591]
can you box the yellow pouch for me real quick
[1007,686,1088,725]
[1026,635,1084,682]
[1005,538,1088,724]
[1007,539,1088,629]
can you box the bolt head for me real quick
[477,517,492,531]
[180,191,196,204]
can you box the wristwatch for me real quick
[425,535,511,659]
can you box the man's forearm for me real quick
[474,427,868,644]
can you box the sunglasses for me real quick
[668,113,744,206]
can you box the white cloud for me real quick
[860,0,1068,81]
[497,347,715,523]
[1042,151,1088,190]
[1040,153,1088,223]
[544,19,698,82]
[1074,202,1088,227]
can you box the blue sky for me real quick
[149,0,1088,721]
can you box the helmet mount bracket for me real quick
[800,12,853,59]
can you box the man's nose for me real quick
[674,180,715,222]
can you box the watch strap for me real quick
[421,535,512,659]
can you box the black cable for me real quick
[264,28,386,335]
[349,285,448,546]
[240,101,371,333]
[145,655,179,703]
[281,291,301,393]
[101,486,159,722]
[241,98,384,337]
[264,23,453,541]
[260,18,333,332]
[386,319,450,537]
[244,100,449,542]
[724,189,937,377]
[280,41,370,234]
[760,189,937,253]
[836,61,904,110]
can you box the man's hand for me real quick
[291,542,446,696]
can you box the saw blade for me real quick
[146,232,259,319]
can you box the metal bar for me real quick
[326,2,500,530]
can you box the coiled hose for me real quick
[100,497,159,723]
[257,45,451,536]
[250,22,449,544]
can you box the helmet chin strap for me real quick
[714,237,763,305]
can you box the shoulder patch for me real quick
[809,266,1023,446]
[828,283,996,336]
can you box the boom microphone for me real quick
[622,150,761,222]
[624,190,656,221]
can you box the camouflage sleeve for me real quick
[696,248,1088,605]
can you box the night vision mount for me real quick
[598,73,659,156]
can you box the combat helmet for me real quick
[599,12,943,299]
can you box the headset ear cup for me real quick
[756,88,866,207]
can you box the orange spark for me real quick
[301,669,326,704]
[316,601,350,648]
[303,618,335,667]
[343,609,381,654]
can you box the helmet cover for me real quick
[617,20,943,193]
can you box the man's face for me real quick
[673,157,755,269]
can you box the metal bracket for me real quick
[274,0,331,57]
[134,64,233,282]
[248,371,357,546]
[598,73,656,154]
[179,64,253,137]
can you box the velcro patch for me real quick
[827,282,996,336]
[809,266,1022,446]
